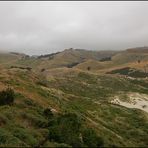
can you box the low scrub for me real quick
[82,128,104,147]
[67,62,80,68]
[48,112,104,147]
[107,67,148,78]
[10,66,32,71]
[0,128,24,146]
[36,79,49,87]
[100,57,111,62]
[0,88,15,106]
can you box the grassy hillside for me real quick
[11,49,117,72]
[0,52,24,67]
[2,47,148,73]
[0,66,148,147]
[0,47,148,147]
[75,48,148,75]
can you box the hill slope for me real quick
[12,48,117,72]
[0,47,148,147]
[0,66,148,147]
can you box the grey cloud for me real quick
[0,1,148,55]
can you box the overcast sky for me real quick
[0,1,148,55]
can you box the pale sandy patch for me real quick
[111,93,148,113]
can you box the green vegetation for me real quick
[44,108,54,119]
[107,67,148,78]
[67,62,80,68]
[48,113,83,147]
[10,66,32,71]
[38,52,60,59]
[0,88,15,106]
[82,128,104,147]
[100,57,111,62]
[0,49,148,147]
[48,113,104,147]
[36,79,49,87]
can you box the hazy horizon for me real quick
[0,1,148,55]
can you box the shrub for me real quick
[48,113,83,147]
[57,113,82,134]
[87,66,91,71]
[47,113,104,147]
[36,79,48,87]
[24,99,36,107]
[100,57,111,62]
[26,67,32,71]
[41,68,45,72]
[0,88,15,106]
[67,62,80,68]
[12,127,37,146]
[82,128,104,147]
[43,108,54,119]
[0,114,8,125]
[0,128,23,146]
[0,128,9,144]
[10,66,32,71]
[21,112,48,128]
[48,126,61,142]
[38,52,60,59]
[107,67,148,78]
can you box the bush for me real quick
[57,113,82,132]
[0,114,8,125]
[107,67,148,78]
[0,88,15,106]
[87,66,91,71]
[67,62,80,68]
[48,113,83,147]
[24,99,36,107]
[0,128,9,144]
[82,128,104,147]
[47,113,104,147]
[21,112,48,128]
[10,66,32,71]
[36,79,48,87]
[0,128,23,146]
[12,127,37,146]
[48,126,61,142]
[43,108,54,119]
[41,68,45,72]
[100,57,111,62]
